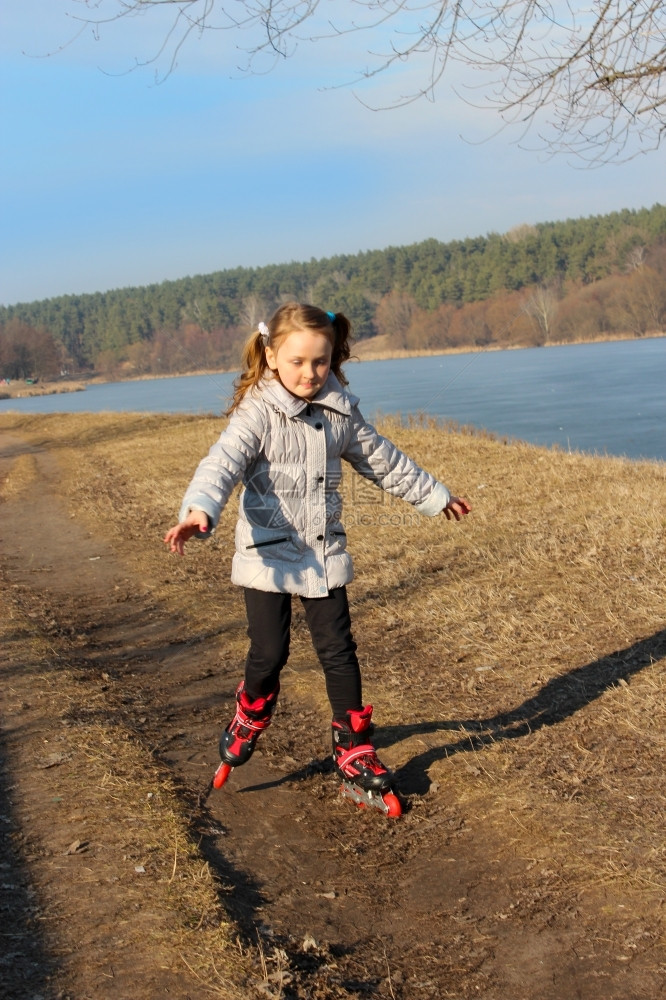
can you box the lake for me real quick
[1,338,664,463]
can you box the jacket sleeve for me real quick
[178,399,264,529]
[341,405,450,516]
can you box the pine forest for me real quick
[1,204,665,381]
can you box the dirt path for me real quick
[1,430,663,999]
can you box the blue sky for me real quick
[2,0,664,306]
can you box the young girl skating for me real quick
[164,302,470,815]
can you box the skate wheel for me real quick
[382,793,402,818]
[212,763,232,789]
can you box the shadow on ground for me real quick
[386,628,666,794]
[0,730,58,1000]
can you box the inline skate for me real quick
[212,682,279,788]
[332,705,402,817]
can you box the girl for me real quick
[164,303,470,812]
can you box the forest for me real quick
[1,204,665,381]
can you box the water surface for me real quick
[1,338,664,462]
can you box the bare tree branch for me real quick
[70,0,666,162]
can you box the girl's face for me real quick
[265,327,332,400]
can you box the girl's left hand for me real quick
[443,496,471,520]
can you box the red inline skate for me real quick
[332,706,402,817]
[212,682,279,789]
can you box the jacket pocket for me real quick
[243,530,303,564]
[326,528,348,556]
[246,536,289,549]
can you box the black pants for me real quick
[243,586,362,719]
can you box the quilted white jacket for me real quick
[179,373,450,597]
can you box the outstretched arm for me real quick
[163,509,210,556]
[167,397,264,547]
[343,406,468,518]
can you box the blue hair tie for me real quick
[326,311,335,322]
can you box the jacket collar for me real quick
[258,372,359,418]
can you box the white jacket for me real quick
[179,373,450,598]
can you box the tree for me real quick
[239,293,268,332]
[610,266,666,334]
[403,302,457,349]
[521,283,560,344]
[0,320,62,380]
[375,291,420,343]
[75,0,666,162]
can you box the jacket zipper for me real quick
[246,536,289,549]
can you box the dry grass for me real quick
[349,331,658,362]
[0,450,39,497]
[2,409,665,991]
[0,581,250,998]
[0,379,88,398]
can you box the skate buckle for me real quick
[340,781,402,817]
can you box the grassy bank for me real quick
[0,378,87,399]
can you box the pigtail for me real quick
[225,329,270,415]
[328,312,352,386]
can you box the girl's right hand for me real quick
[443,496,471,521]
[163,510,210,555]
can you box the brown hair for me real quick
[226,302,353,414]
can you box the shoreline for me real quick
[1,330,662,398]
